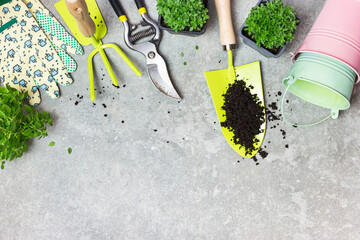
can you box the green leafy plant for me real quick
[0,85,52,169]
[157,0,209,32]
[244,0,299,50]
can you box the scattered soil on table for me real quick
[72,94,84,106]
[69,69,132,119]
[269,102,278,110]
[280,129,286,139]
[250,148,268,164]
[232,90,297,165]
[221,79,265,156]
[259,148,268,158]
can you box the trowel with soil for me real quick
[204,0,266,158]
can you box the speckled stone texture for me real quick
[1,0,360,239]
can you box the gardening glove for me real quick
[0,0,73,106]
[22,0,84,72]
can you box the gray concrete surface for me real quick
[1,0,360,239]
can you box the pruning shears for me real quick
[108,0,181,100]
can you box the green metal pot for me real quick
[282,52,357,124]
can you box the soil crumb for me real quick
[269,102,278,110]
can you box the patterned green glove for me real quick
[0,0,73,106]
[23,0,84,72]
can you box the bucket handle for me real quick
[281,76,339,127]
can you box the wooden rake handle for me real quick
[65,0,96,37]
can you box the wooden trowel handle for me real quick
[215,0,236,49]
[65,0,96,37]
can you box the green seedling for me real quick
[157,0,209,32]
[244,0,299,50]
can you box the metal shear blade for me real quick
[147,63,180,99]
[108,0,181,100]
[136,41,180,99]
[135,39,181,100]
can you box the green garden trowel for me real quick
[204,0,266,158]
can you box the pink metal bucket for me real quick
[292,0,360,79]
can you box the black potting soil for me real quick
[251,148,268,163]
[280,129,286,139]
[259,148,268,158]
[221,79,265,156]
[266,108,280,121]
[234,90,297,165]
[269,102,278,110]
